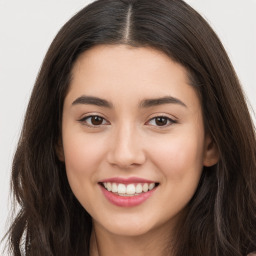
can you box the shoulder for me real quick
[247,252,256,256]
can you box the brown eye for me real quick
[155,117,168,126]
[91,116,104,125]
[147,116,176,127]
[79,115,108,127]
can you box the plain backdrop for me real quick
[0,0,255,253]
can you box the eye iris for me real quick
[91,116,103,125]
[155,117,168,126]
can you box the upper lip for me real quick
[99,177,158,184]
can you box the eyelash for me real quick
[78,115,177,128]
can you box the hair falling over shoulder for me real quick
[4,0,256,255]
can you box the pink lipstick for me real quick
[98,177,159,207]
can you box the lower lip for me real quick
[100,185,157,207]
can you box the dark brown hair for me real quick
[5,0,256,255]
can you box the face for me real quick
[60,44,218,238]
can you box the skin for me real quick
[60,44,219,256]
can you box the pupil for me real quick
[92,116,103,125]
[156,117,167,126]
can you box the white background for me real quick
[0,0,255,253]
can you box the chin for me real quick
[106,223,154,237]
[96,213,169,238]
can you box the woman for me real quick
[7,0,256,255]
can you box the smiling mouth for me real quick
[99,182,160,197]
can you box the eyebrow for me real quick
[72,95,187,108]
[140,96,187,108]
[72,96,113,108]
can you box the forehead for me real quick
[66,44,200,111]
[72,44,190,83]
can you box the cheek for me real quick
[62,132,106,214]
[148,132,205,179]
[148,133,205,217]
[63,128,106,172]
[62,128,106,198]
[64,139,93,176]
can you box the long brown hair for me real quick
[5,0,256,255]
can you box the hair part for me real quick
[123,4,132,42]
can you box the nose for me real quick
[106,123,146,169]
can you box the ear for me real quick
[203,134,219,167]
[55,138,65,162]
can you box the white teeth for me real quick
[106,182,112,191]
[126,184,136,195]
[135,184,143,193]
[148,183,155,190]
[102,182,157,196]
[142,183,149,192]
[112,183,118,193]
[117,184,126,194]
